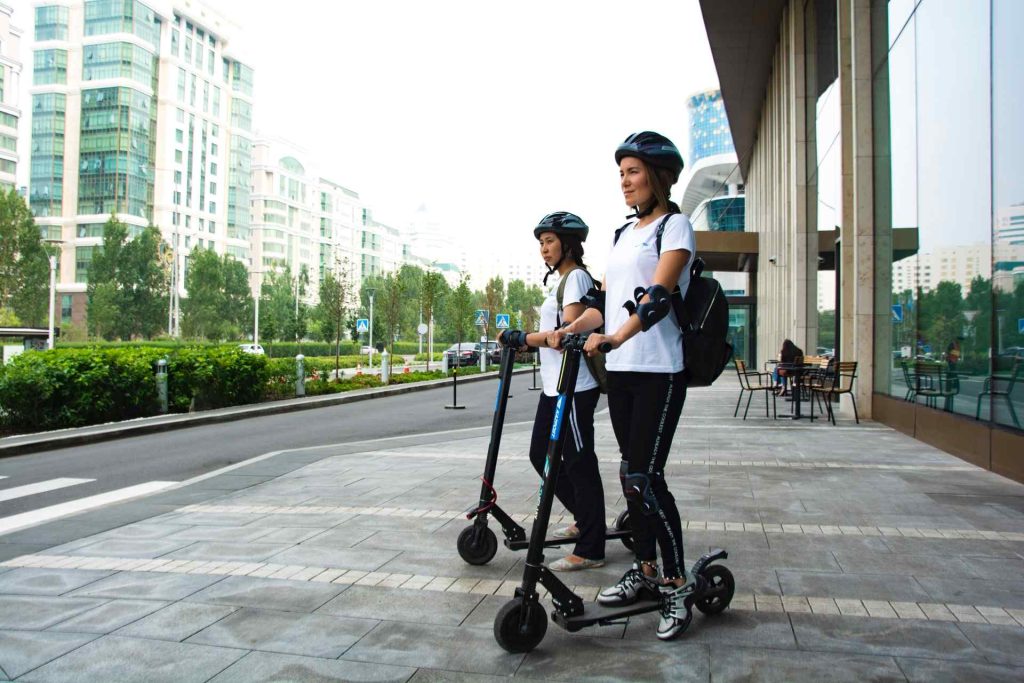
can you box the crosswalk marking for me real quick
[0,478,95,503]
[0,481,176,536]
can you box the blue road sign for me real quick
[1019,318,1024,335]
[356,318,369,333]
[891,304,903,323]
[496,313,510,329]
[474,309,488,326]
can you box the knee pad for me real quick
[620,461,660,516]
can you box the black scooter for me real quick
[493,334,735,652]
[457,341,633,566]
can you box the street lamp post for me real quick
[367,287,376,369]
[252,269,266,348]
[42,239,63,350]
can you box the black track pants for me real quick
[528,388,606,560]
[606,370,687,580]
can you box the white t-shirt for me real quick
[539,269,599,397]
[603,213,696,373]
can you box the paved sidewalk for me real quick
[1,382,1023,681]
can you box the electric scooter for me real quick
[457,340,633,566]
[492,334,735,652]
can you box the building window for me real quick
[35,5,69,41]
[61,294,73,322]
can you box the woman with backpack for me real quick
[557,131,697,640]
[503,211,606,571]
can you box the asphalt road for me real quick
[0,371,574,520]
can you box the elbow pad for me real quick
[634,284,673,331]
[580,287,605,313]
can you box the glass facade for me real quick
[84,0,160,47]
[33,49,68,85]
[227,134,252,237]
[78,87,156,218]
[35,5,69,41]
[83,42,155,84]
[29,93,66,217]
[687,90,735,165]
[697,196,746,232]
[873,0,1023,431]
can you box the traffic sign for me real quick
[1019,318,1024,335]
[417,323,428,335]
[496,313,510,329]
[891,304,903,323]
[356,318,369,333]
[474,309,488,326]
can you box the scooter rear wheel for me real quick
[695,564,735,615]
[613,509,634,551]
[457,524,498,565]
[494,597,548,653]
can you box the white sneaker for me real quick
[656,573,698,640]
[597,562,659,606]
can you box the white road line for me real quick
[0,481,177,536]
[0,478,96,503]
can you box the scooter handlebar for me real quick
[598,341,613,353]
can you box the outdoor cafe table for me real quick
[777,362,816,420]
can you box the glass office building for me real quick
[687,90,735,165]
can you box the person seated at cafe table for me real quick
[773,339,803,396]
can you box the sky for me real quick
[8,0,721,281]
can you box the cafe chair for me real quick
[810,361,859,425]
[734,359,777,420]
[976,360,1021,428]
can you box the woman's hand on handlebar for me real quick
[583,333,618,357]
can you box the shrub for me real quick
[166,346,270,411]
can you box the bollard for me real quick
[403,358,410,373]
[445,365,465,409]
[296,354,305,397]
[155,358,169,413]
[529,353,542,391]
[480,348,486,373]
[356,363,362,376]
[381,349,390,385]
[441,351,449,375]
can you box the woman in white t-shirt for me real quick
[558,132,696,640]
[502,211,606,571]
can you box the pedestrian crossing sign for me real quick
[496,314,510,329]
[356,318,369,333]
[474,310,488,326]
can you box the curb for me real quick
[0,367,536,459]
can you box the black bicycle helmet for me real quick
[614,131,684,182]
[533,211,589,241]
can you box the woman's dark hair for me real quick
[558,234,587,270]
[640,160,681,216]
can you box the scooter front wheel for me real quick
[494,596,548,653]
[614,509,634,551]
[695,564,735,615]
[457,524,498,565]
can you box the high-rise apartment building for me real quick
[29,0,254,328]
[0,3,22,191]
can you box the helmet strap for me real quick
[627,201,656,220]
[543,256,564,286]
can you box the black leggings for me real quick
[528,388,606,560]
[607,370,687,580]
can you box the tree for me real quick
[0,189,50,326]
[258,268,296,343]
[420,270,446,369]
[483,276,505,341]
[220,256,252,339]
[506,278,544,332]
[447,275,475,349]
[918,280,964,359]
[378,271,406,371]
[316,257,355,378]
[86,216,168,339]
[181,249,252,340]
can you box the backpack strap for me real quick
[613,214,674,253]
[555,267,595,327]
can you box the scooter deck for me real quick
[551,598,663,632]
[505,528,631,551]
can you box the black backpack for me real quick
[613,215,734,387]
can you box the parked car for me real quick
[481,340,501,364]
[998,346,1024,360]
[444,342,480,367]
[239,343,265,355]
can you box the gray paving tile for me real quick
[267,545,401,571]
[245,527,325,544]
[709,645,906,682]
[164,541,295,562]
[789,613,983,661]
[0,568,112,596]
[897,656,1024,682]
[377,551,519,581]
[956,622,1024,667]
[84,523,191,541]
[114,601,238,642]
[317,585,483,627]
[66,571,224,601]
[17,635,245,683]
[515,635,711,682]
[187,575,346,612]
[0,595,107,630]
[208,650,415,682]
[777,570,933,602]
[48,598,168,634]
[165,525,283,543]
[186,607,376,658]
[0,630,98,679]
[832,552,976,578]
[623,609,797,649]
[915,576,1024,610]
[341,622,524,677]
[245,513,353,528]
[408,670,548,683]
[57,537,195,559]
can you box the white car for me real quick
[239,343,265,355]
